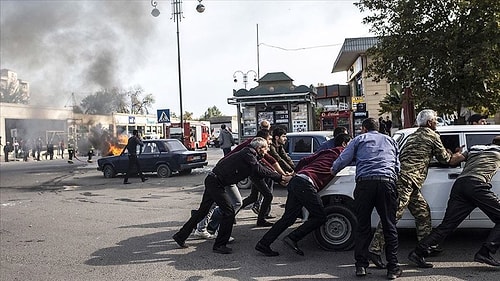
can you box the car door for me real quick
[139,142,159,172]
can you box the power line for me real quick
[258,42,343,51]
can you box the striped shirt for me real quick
[459,144,500,183]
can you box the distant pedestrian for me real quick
[468,114,488,125]
[123,130,147,184]
[378,117,387,134]
[385,116,393,136]
[4,141,11,162]
[35,137,43,161]
[218,124,235,156]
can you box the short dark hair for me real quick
[272,127,287,139]
[221,124,226,129]
[362,118,378,131]
[333,126,348,137]
[132,129,139,136]
[334,133,351,147]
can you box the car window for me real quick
[292,137,312,153]
[429,134,460,168]
[465,133,498,149]
[164,140,187,152]
[142,143,158,154]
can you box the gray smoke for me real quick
[0,0,159,106]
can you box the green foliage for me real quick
[356,0,500,115]
[200,106,223,120]
[379,84,402,115]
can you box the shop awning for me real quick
[227,92,314,105]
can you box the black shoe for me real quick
[255,242,279,256]
[368,252,386,269]
[213,245,232,254]
[387,268,402,279]
[428,244,443,257]
[408,250,433,268]
[256,220,274,227]
[172,233,188,248]
[265,215,276,219]
[474,252,500,266]
[141,178,148,182]
[283,236,304,256]
[123,181,131,185]
[355,266,367,277]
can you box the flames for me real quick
[104,134,128,156]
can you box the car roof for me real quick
[394,125,500,135]
[286,131,334,137]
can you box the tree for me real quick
[128,87,155,115]
[379,84,402,115]
[80,88,128,115]
[200,106,223,120]
[356,0,500,115]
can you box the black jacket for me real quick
[212,146,282,185]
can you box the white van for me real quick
[315,125,500,251]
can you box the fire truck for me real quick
[169,121,210,150]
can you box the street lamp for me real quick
[233,70,258,90]
[150,0,205,142]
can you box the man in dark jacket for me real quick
[123,130,147,184]
[256,133,351,257]
[173,137,291,254]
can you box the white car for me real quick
[314,125,500,251]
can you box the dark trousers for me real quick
[222,147,231,156]
[175,175,235,248]
[124,154,145,182]
[354,179,399,270]
[241,177,273,222]
[417,177,500,255]
[259,176,326,246]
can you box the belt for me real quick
[296,173,316,187]
[356,176,395,183]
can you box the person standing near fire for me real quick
[123,130,147,184]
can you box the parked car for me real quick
[314,125,500,251]
[236,131,333,189]
[97,139,208,178]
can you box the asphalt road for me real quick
[1,148,499,281]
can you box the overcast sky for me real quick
[0,0,372,118]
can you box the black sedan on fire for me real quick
[97,139,208,178]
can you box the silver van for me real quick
[315,125,500,251]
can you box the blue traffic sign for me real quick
[157,109,171,124]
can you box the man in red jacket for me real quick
[256,133,351,256]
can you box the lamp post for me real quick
[150,0,204,141]
[233,70,258,90]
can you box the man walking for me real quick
[408,136,500,268]
[331,118,402,279]
[123,130,147,184]
[218,124,235,156]
[368,109,464,269]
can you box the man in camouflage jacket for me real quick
[368,109,464,269]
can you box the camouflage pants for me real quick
[369,178,432,255]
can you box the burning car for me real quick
[97,139,208,178]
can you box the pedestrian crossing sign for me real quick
[157,109,171,124]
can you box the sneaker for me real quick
[193,229,215,239]
[213,245,232,254]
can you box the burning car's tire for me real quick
[103,165,116,178]
[314,205,357,251]
[157,164,172,178]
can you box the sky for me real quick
[0,0,372,118]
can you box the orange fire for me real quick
[105,135,128,156]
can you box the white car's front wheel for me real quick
[314,205,357,251]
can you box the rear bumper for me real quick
[180,161,208,170]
